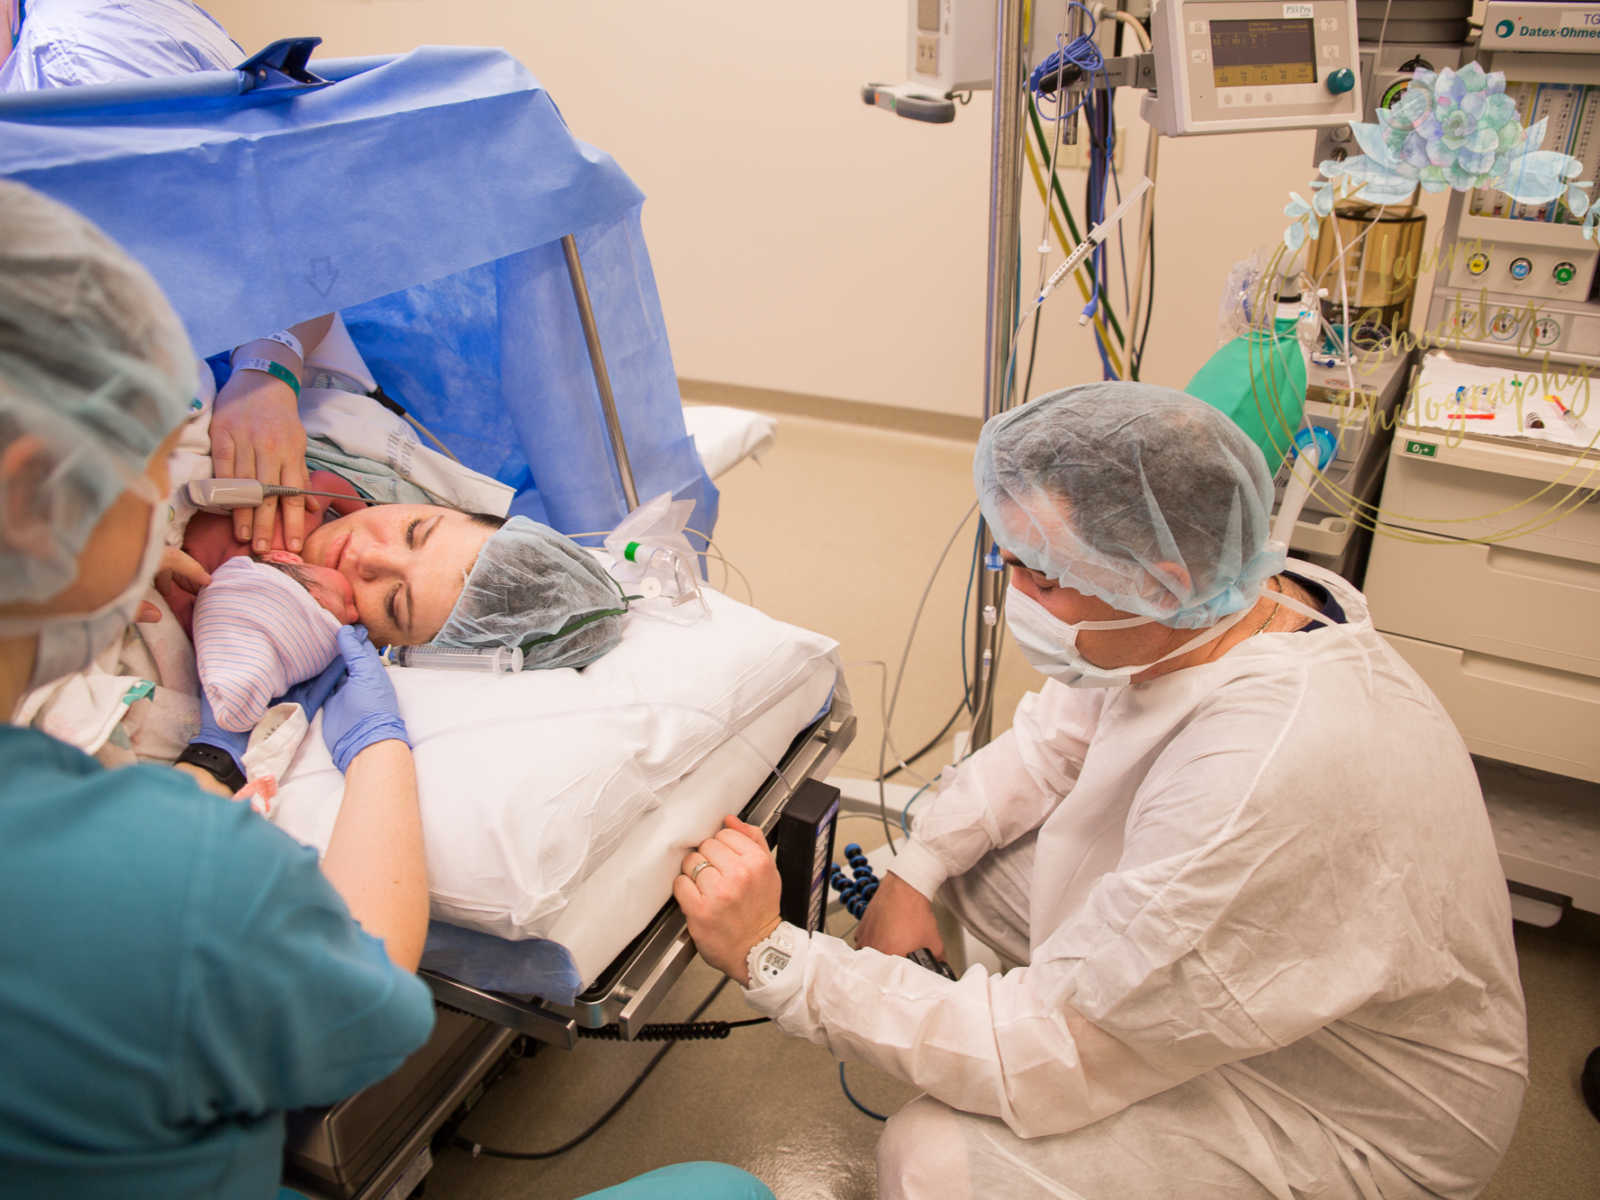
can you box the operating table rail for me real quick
[419,696,856,1047]
[423,974,578,1049]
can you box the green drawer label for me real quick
[1404,439,1438,458]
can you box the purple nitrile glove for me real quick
[320,625,409,772]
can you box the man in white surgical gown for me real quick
[676,382,1527,1199]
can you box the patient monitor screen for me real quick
[1209,18,1317,87]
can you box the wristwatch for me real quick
[175,742,247,793]
[745,922,798,987]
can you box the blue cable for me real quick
[839,1062,888,1122]
[1080,77,1121,380]
[1027,3,1102,121]
[1026,4,1125,381]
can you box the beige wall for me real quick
[207,2,1448,418]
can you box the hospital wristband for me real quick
[232,355,301,399]
[260,328,305,361]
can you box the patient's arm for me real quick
[321,739,428,972]
[212,312,335,554]
[173,760,235,799]
[314,627,427,971]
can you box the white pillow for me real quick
[682,404,777,477]
[269,587,838,940]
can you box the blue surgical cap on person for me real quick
[975,382,1285,628]
[0,180,197,605]
[433,516,628,669]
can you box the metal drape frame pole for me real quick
[561,233,641,511]
[970,0,1029,749]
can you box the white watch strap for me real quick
[260,329,304,360]
[745,923,796,986]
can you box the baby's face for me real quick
[259,551,359,624]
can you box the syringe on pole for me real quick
[1034,176,1153,316]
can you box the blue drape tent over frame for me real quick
[0,44,719,538]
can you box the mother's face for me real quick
[300,504,495,645]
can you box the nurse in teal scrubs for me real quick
[0,180,776,1200]
[0,179,438,1199]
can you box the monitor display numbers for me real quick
[1209,18,1317,87]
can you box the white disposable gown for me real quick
[744,562,1527,1198]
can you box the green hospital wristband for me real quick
[232,354,301,399]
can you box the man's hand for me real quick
[854,871,944,960]
[210,369,308,553]
[674,815,783,985]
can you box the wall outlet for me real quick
[1042,112,1128,171]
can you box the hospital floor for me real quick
[424,409,1600,1200]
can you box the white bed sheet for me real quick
[549,674,836,987]
[271,584,838,943]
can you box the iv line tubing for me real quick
[1023,106,1126,364]
[401,411,462,464]
[1039,176,1152,302]
[1022,137,1126,377]
[876,501,980,850]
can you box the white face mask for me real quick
[0,477,169,690]
[1004,584,1257,688]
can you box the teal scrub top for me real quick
[0,726,435,1198]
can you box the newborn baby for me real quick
[169,468,368,635]
[258,551,359,625]
[191,552,357,734]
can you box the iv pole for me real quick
[968,0,1029,748]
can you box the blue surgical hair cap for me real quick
[0,180,196,605]
[433,516,628,669]
[975,382,1286,628]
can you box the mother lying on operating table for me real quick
[169,312,628,650]
[21,304,630,799]
[181,490,626,723]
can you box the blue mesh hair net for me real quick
[0,180,196,605]
[433,516,628,669]
[975,382,1285,628]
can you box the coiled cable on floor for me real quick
[455,977,734,1161]
[577,1016,770,1042]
